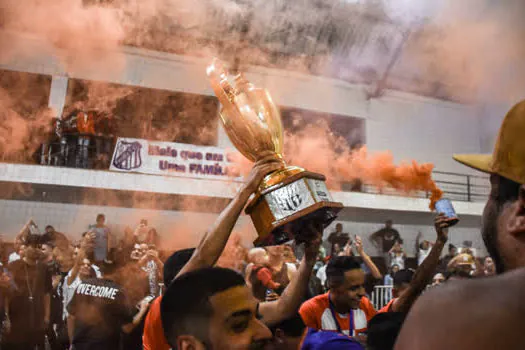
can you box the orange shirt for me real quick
[299,293,376,337]
[378,298,396,314]
[142,297,170,350]
[76,111,96,135]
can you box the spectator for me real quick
[3,234,52,350]
[384,265,400,286]
[299,256,377,341]
[446,253,476,281]
[161,267,272,349]
[327,223,350,256]
[136,244,163,298]
[62,250,99,323]
[378,213,449,314]
[431,273,445,287]
[383,264,399,304]
[415,232,432,266]
[370,220,401,260]
[266,245,297,296]
[315,261,328,289]
[133,219,151,244]
[50,247,75,350]
[142,248,195,350]
[145,228,159,246]
[438,243,458,272]
[8,241,25,264]
[119,244,161,350]
[42,226,69,251]
[388,241,406,270]
[483,256,496,276]
[87,214,111,266]
[41,242,55,266]
[270,314,364,350]
[66,270,147,350]
[247,248,282,301]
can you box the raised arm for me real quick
[391,213,448,313]
[415,232,422,259]
[258,226,321,326]
[355,235,382,279]
[177,158,282,277]
[67,249,85,286]
[15,219,32,244]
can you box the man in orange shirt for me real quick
[299,256,376,340]
[142,248,195,350]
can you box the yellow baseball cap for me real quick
[453,100,525,185]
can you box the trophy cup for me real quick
[207,59,343,246]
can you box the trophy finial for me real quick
[207,58,237,103]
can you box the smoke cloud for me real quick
[2,0,522,247]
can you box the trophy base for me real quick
[246,168,343,247]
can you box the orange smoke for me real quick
[229,120,443,209]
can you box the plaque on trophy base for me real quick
[247,170,343,246]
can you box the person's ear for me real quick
[177,335,204,350]
[507,185,525,236]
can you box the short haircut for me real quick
[96,214,105,221]
[482,174,521,273]
[42,241,55,249]
[326,256,362,288]
[45,225,54,231]
[367,312,407,350]
[163,248,195,286]
[161,267,246,348]
[25,234,42,247]
[392,269,414,288]
[270,314,306,338]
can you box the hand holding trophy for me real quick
[207,59,343,246]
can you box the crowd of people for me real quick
[1,100,524,349]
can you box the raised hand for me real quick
[434,213,449,243]
[355,235,364,255]
[245,156,284,192]
[303,223,322,264]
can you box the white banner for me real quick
[110,137,238,180]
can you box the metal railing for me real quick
[33,141,492,203]
[358,171,490,203]
[371,285,394,310]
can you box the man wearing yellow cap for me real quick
[395,100,525,349]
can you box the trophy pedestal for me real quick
[246,170,343,246]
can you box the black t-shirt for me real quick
[7,260,52,334]
[374,228,401,253]
[327,232,350,253]
[67,278,134,350]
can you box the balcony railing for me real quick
[357,170,489,202]
[34,141,490,203]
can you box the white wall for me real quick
[0,199,486,257]
[0,30,484,175]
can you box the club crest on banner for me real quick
[112,140,143,170]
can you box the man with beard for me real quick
[299,256,376,341]
[395,100,525,349]
[3,234,52,350]
[161,267,273,350]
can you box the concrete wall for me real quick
[0,31,483,174]
[0,198,486,257]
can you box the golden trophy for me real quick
[207,59,343,246]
